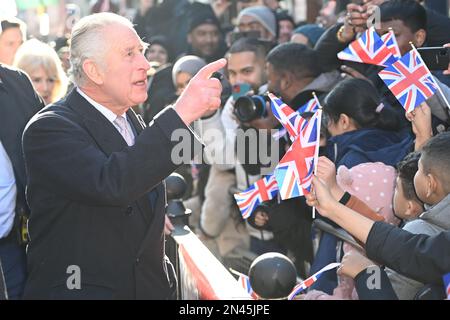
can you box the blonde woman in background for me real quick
[14,39,68,105]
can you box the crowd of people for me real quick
[0,0,450,300]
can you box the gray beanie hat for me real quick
[171,55,206,86]
[237,6,277,38]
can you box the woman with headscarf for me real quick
[171,55,207,96]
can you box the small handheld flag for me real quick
[338,27,397,67]
[381,28,401,59]
[275,110,321,200]
[269,93,320,142]
[234,174,279,219]
[288,263,341,300]
[230,269,258,299]
[378,46,438,113]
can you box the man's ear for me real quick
[280,72,292,92]
[82,59,104,85]
[187,33,193,45]
[426,173,438,198]
[413,29,426,48]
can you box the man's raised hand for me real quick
[174,58,227,125]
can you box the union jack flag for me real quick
[269,93,305,141]
[269,93,320,142]
[338,27,397,67]
[234,174,279,219]
[274,110,321,200]
[444,272,450,300]
[378,48,438,113]
[237,273,258,299]
[297,96,320,115]
[288,263,340,300]
[381,29,401,59]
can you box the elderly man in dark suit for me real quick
[22,12,225,300]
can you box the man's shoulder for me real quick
[0,64,33,88]
[25,93,81,132]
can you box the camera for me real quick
[234,94,269,122]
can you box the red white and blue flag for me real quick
[237,273,258,299]
[338,27,397,67]
[274,110,321,200]
[288,263,340,300]
[381,29,401,59]
[269,93,306,141]
[269,93,320,142]
[297,96,320,115]
[378,48,438,113]
[234,174,279,219]
[443,272,450,300]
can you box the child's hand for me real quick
[337,250,376,279]
[405,102,432,150]
[305,176,340,217]
[254,210,269,228]
[316,156,345,201]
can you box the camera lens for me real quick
[234,95,267,122]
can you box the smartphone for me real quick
[417,47,450,71]
[232,83,251,100]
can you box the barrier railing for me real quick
[166,225,251,300]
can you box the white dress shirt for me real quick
[0,140,17,239]
[76,88,135,139]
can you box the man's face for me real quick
[97,23,150,108]
[266,62,282,96]
[227,51,266,91]
[188,23,220,59]
[0,27,23,65]
[378,19,425,56]
[238,15,274,41]
[278,20,294,44]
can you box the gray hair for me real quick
[69,12,141,86]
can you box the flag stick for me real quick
[410,42,450,111]
[311,92,322,219]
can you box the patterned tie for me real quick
[114,115,134,146]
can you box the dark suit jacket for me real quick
[22,89,202,299]
[0,65,44,225]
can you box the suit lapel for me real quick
[66,90,128,155]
